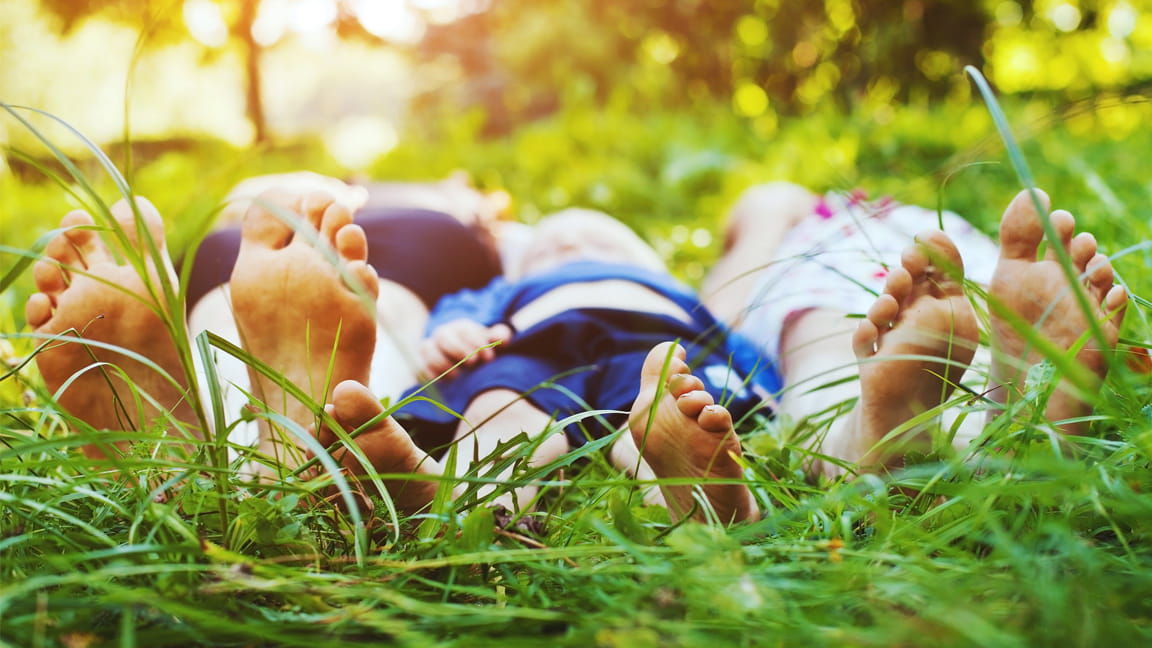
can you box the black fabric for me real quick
[182,207,502,312]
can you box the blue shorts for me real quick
[395,308,776,448]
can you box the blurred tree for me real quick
[420,0,993,130]
[36,0,272,142]
[418,0,1152,133]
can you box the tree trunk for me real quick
[236,0,267,143]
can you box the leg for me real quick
[628,342,758,524]
[989,189,1127,433]
[701,182,818,327]
[452,389,572,513]
[25,198,197,457]
[793,232,979,477]
[229,190,380,471]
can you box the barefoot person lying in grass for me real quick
[24,188,776,526]
[24,181,1127,528]
[702,183,1128,478]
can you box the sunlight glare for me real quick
[413,0,490,24]
[253,0,289,46]
[353,0,426,44]
[183,0,228,48]
[325,116,399,169]
[290,0,337,35]
[1049,3,1082,32]
[1108,2,1138,39]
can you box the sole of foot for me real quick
[230,190,380,468]
[845,229,979,472]
[989,188,1127,432]
[628,341,758,524]
[25,198,195,458]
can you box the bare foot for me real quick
[230,191,380,468]
[313,380,444,514]
[824,230,979,474]
[628,342,758,524]
[25,198,196,457]
[989,189,1127,433]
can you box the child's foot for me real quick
[989,189,1127,432]
[24,198,196,456]
[313,380,444,514]
[837,230,979,472]
[628,342,758,523]
[230,191,380,466]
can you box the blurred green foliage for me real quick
[423,0,1152,135]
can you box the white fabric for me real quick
[735,191,1000,361]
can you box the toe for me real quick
[853,317,880,360]
[1085,253,1115,298]
[347,260,380,300]
[331,380,385,429]
[900,244,929,282]
[1104,284,1128,323]
[301,191,333,231]
[335,223,368,262]
[916,228,963,276]
[883,267,913,307]
[867,293,900,330]
[669,373,706,399]
[915,229,966,288]
[242,190,297,249]
[319,199,353,243]
[999,189,1050,261]
[25,293,53,329]
[697,404,734,434]
[640,342,687,386]
[34,258,69,296]
[54,210,99,268]
[1043,210,1076,261]
[60,210,99,253]
[110,196,166,251]
[675,388,715,418]
[1069,232,1097,271]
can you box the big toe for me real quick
[913,230,965,291]
[241,189,299,249]
[110,196,166,250]
[331,380,386,429]
[639,342,689,386]
[999,189,1050,261]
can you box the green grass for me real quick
[3,92,1152,647]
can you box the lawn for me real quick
[2,89,1152,647]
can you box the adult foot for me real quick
[230,190,379,467]
[25,198,196,457]
[313,380,444,514]
[989,189,1127,433]
[827,230,979,474]
[628,342,758,523]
